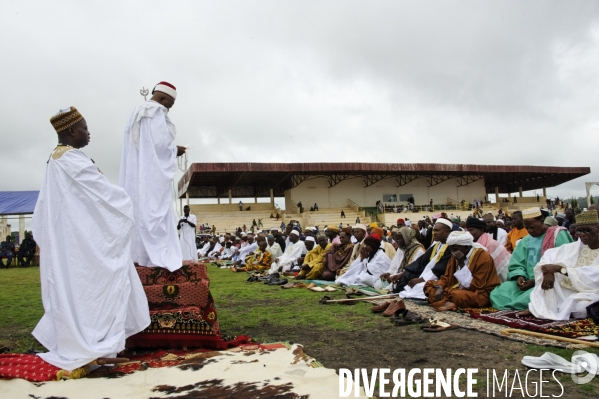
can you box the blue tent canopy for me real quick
[0,191,40,215]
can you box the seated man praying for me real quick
[321,228,354,281]
[523,210,599,320]
[424,231,500,311]
[335,233,390,287]
[296,235,331,280]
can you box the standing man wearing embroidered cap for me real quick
[32,107,149,371]
[119,82,186,272]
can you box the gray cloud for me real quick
[1,0,598,204]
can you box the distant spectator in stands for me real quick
[252,219,257,227]
[280,221,285,230]
[355,216,361,224]
[313,203,319,211]
[0,236,15,268]
[17,233,37,267]
[341,210,346,218]
[239,200,243,211]
[275,213,280,220]
[270,213,274,219]
[563,208,576,231]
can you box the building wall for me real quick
[285,177,486,209]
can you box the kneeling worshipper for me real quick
[465,217,511,282]
[371,226,397,260]
[267,234,283,259]
[269,230,306,274]
[524,210,599,320]
[392,219,453,299]
[424,231,500,311]
[335,234,391,287]
[178,205,197,261]
[321,228,354,281]
[235,239,273,272]
[296,236,331,279]
[490,207,573,310]
[32,107,149,371]
[376,227,426,290]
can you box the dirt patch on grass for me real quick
[236,319,588,398]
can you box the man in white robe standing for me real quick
[119,81,186,272]
[32,107,149,371]
[525,210,599,320]
[178,205,197,261]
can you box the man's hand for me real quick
[176,146,186,157]
[359,246,369,260]
[517,276,535,291]
[541,273,556,290]
[541,264,562,275]
[390,272,403,283]
[408,277,424,288]
[380,273,391,280]
[434,286,444,302]
[301,264,311,271]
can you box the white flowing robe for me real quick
[237,242,258,264]
[179,214,197,261]
[399,243,447,299]
[335,249,391,287]
[270,240,307,273]
[374,247,426,290]
[119,100,182,271]
[529,241,599,320]
[267,242,283,259]
[32,148,150,371]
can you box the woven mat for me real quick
[396,300,592,348]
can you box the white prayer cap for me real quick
[257,230,263,234]
[270,227,278,230]
[446,231,474,246]
[305,236,315,242]
[290,230,300,236]
[496,219,505,225]
[219,237,225,243]
[154,81,177,99]
[435,218,453,230]
[241,232,247,237]
[353,224,367,232]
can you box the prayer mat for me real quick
[468,309,599,339]
[0,343,368,398]
[126,261,231,350]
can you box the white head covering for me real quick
[241,232,247,237]
[496,219,505,225]
[435,218,453,230]
[446,231,484,249]
[219,236,225,243]
[353,223,367,232]
[305,236,315,242]
[290,230,300,236]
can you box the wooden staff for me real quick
[501,328,599,348]
[319,294,397,304]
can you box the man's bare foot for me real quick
[518,309,531,317]
[437,302,457,312]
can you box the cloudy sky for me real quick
[2,0,599,209]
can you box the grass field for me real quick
[1,266,599,397]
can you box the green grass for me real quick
[0,267,43,352]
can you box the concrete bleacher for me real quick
[299,208,371,229]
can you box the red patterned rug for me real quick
[126,261,230,350]
[467,309,599,338]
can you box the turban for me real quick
[353,224,367,232]
[522,207,542,219]
[466,217,486,230]
[326,225,340,232]
[446,231,475,246]
[435,218,453,230]
[577,210,599,226]
[364,234,381,251]
[305,236,315,242]
[371,227,384,238]
[153,81,177,99]
[369,222,378,229]
[342,227,352,235]
[50,106,84,133]
[290,230,300,236]
[544,217,558,226]
[397,218,405,225]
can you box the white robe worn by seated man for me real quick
[335,249,391,287]
[399,243,447,300]
[179,213,198,261]
[32,147,150,371]
[237,242,258,264]
[374,247,426,290]
[269,240,306,274]
[529,240,599,320]
[119,100,182,271]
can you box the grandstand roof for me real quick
[177,163,590,199]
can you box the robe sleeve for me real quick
[555,230,574,247]
[506,235,529,281]
[431,249,452,278]
[468,250,500,292]
[435,258,456,289]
